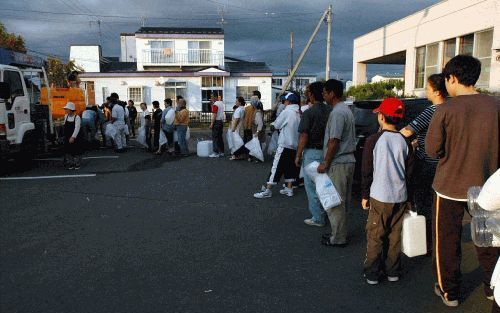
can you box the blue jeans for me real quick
[303,148,325,223]
[176,125,188,155]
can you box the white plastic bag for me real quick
[245,137,264,162]
[478,169,500,211]
[186,127,191,140]
[226,130,234,152]
[230,131,244,154]
[159,129,168,147]
[304,161,342,210]
[267,131,279,156]
[105,123,117,139]
[124,124,130,136]
[137,126,148,148]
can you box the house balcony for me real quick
[142,49,224,67]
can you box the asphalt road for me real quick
[0,131,494,313]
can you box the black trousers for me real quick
[129,118,136,136]
[212,120,224,154]
[433,195,500,300]
[267,147,299,184]
[153,125,160,150]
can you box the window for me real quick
[201,76,224,111]
[3,70,24,98]
[425,43,440,79]
[414,46,426,89]
[295,78,310,91]
[272,78,282,86]
[443,38,456,67]
[149,41,174,63]
[188,41,212,63]
[237,86,258,101]
[459,34,474,56]
[474,29,493,86]
[128,87,143,103]
[165,82,187,102]
[202,76,223,87]
[102,87,109,103]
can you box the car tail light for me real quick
[0,124,6,137]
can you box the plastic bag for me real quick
[226,130,234,151]
[105,123,117,139]
[124,124,130,136]
[137,126,148,148]
[267,131,279,156]
[159,129,168,147]
[186,127,191,140]
[245,137,264,162]
[304,161,342,210]
[230,131,244,154]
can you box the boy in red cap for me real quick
[361,97,414,285]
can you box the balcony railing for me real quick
[142,49,224,66]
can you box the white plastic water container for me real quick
[401,211,427,257]
[197,140,213,157]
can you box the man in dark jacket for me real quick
[152,101,163,151]
[127,100,138,137]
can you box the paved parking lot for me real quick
[0,132,493,313]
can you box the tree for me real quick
[46,57,83,87]
[346,80,405,101]
[0,22,27,53]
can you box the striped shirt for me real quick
[407,104,439,163]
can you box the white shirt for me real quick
[64,114,81,138]
[214,101,225,121]
[125,107,129,118]
[232,106,245,133]
[140,109,149,127]
[272,104,301,149]
[112,105,126,125]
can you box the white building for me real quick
[271,72,317,101]
[370,74,404,84]
[70,27,273,111]
[353,0,500,97]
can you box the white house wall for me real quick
[353,0,500,95]
[120,35,137,62]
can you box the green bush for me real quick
[346,80,404,101]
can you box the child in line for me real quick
[361,98,414,285]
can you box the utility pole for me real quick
[290,32,294,90]
[275,7,330,109]
[325,4,332,80]
[97,20,102,46]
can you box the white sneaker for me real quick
[209,153,220,158]
[387,276,399,282]
[254,189,272,199]
[218,153,225,157]
[304,218,325,227]
[279,187,294,197]
[366,279,379,285]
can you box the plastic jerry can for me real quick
[401,211,427,257]
[197,140,213,157]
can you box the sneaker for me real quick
[304,218,325,227]
[254,189,272,199]
[387,276,399,282]
[434,283,459,307]
[279,187,294,197]
[218,153,225,157]
[209,153,220,158]
[283,183,298,189]
[366,279,379,285]
[67,166,74,170]
[74,166,80,170]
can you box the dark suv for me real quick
[352,98,432,180]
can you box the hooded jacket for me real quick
[271,104,301,149]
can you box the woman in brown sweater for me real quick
[174,99,190,156]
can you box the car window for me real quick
[3,70,25,98]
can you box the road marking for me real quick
[0,174,96,181]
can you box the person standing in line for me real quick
[152,101,162,152]
[425,55,500,307]
[229,97,247,161]
[400,73,448,252]
[123,101,131,145]
[361,98,414,285]
[157,98,175,155]
[295,81,331,227]
[127,100,138,137]
[253,101,265,151]
[243,95,257,149]
[111,96,127,153]
[62,102,83,169]
[81,105,97,145]
[209,94,225,158]
[174,99,190,157]
[139,102,152,151]
[318,79,357,247]
[253,92,301,198]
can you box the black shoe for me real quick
[321,237,347,248]
[322,233,331,240]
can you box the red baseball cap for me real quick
[373,98,405,118]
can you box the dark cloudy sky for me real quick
[2,0,438,79]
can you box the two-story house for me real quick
[70,27,273,111]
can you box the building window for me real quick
[149,41,174,63]
[474,29,493,86]
[295,78,310,91]
[443,38,456,67]
[201,76,224,111]
[459,34,474,56]
[425,43,439,79]
[414,46,426,89]
[165,82,187,102]
[236,86,258,101]
[188,41,212,64]
[272,78,282,86]
[128,87,143,103]
[202,76,223,87]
